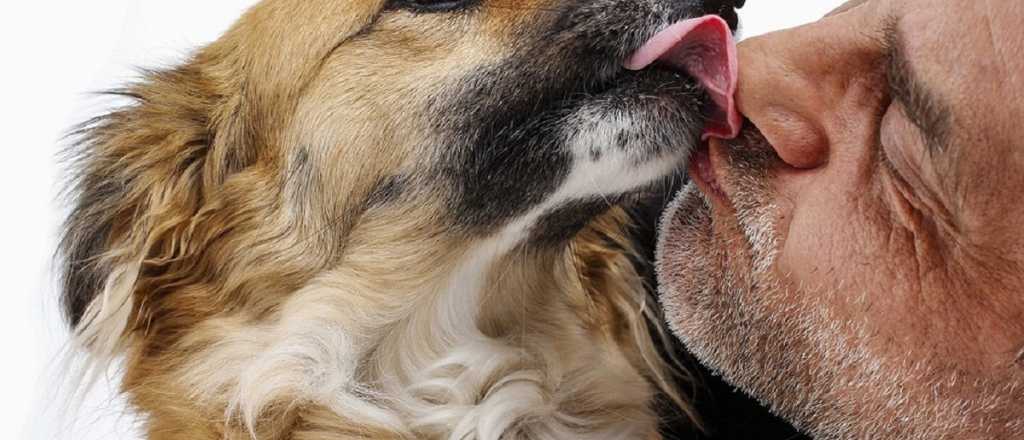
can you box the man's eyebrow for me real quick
[882,20,953,156]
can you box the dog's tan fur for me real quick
[61,1,711,438]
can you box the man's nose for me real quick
[735,8,882,170]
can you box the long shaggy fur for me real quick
[58,0,718,438]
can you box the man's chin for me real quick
[655,183,716,341]
[654,182,765,354]
[655,182,840,440]
[655,183,757,375]
[654,182,815,432]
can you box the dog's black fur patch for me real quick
[530,199,617,246]
[366,174,408,207]
[61,189,118,327]
[432,0,731,238]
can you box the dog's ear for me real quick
[59,66,227,354]
[59,0,387,355]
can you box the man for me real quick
[657,0,1024,438]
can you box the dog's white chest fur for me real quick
[183,230,656,439]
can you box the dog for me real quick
[59,0,740,438]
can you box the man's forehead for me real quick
[989,0,1024,161]
[897,0,1022,142]
[986,0,1024,90]
[964,0,1023,140]
[938,0,1023,90]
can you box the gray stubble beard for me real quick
[657,169,1022,439]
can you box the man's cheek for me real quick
[774,197,865,289]
[773,198,901,302]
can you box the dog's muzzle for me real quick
[624,14,740,140]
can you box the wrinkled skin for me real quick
[658,0,1024,438]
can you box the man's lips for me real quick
[625,15,741,141]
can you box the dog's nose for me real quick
[700,0,743,30]
[706,0,745,9]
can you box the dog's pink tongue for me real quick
[625,15,740,140]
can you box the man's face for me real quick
[658,0,1024,437]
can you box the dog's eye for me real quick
[391,0,478,13]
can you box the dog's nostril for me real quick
[707,0,744,12]
[699,0,742,30]
[711,0,745,9]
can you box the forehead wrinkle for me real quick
[981,1,1008,80]
[978,0,1024,172]
[982,0,1023,91]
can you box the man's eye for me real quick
[879,102,926,172]
[391,0,478,13]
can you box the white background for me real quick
[1,1,844,439]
